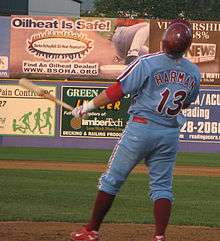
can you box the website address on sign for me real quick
[188,134,220,141]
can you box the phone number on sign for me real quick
[0,100,7,107]
[181,121,220,134]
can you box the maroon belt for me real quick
[132,116,149,124]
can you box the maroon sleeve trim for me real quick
[106,82,125,103]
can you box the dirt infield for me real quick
[0,160,220,241]
[1,222,220,241]
[0,160,220,176]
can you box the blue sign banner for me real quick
[0,80,219,152]
[180,86,220,144]
[0,17,10,78]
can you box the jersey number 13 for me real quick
[157,88,187,116]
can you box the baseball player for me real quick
[111,18,150,65]
[70,19,200,241]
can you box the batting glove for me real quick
[71,105,87,118]
[71,100,96,118]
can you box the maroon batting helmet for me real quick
[162,19,193,58]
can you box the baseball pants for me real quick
[98,116,180,202]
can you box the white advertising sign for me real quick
[0,84,56,136]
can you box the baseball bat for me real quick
[19,78,74,111]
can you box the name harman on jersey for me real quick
[154,70,195,90]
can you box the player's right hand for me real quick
[71,100,95,118]
[71,105,87,118]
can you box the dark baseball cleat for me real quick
[70,226,99,241]
[125,55,138,65]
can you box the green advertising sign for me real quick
[60,86,131,138]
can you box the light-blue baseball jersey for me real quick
[117,52,201,127]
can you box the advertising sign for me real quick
[10,16,150,80]
[180,87,220,143]
[0,84,56,136]
[0,17,10,78]
[149,20,220,85]
[60,86,131,138]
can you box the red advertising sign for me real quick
[10,16,150,81]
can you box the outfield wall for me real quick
[0,16,220,152]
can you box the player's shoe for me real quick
[70,226,99,241]
[125,55,137,65]
[153,235,166,241]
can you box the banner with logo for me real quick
[149,20,220,85]
[180,86,220,143]
[60,86,131,138]
[10,16,150,80]
[0,17,10,78]
[0,81,219,152]
[0,84,56,136]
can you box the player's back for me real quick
[127,53,200,127]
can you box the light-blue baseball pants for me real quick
[98,116,180,202]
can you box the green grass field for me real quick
[0,146,220,167]
[0,147,219,227]
[0,169,219,227]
